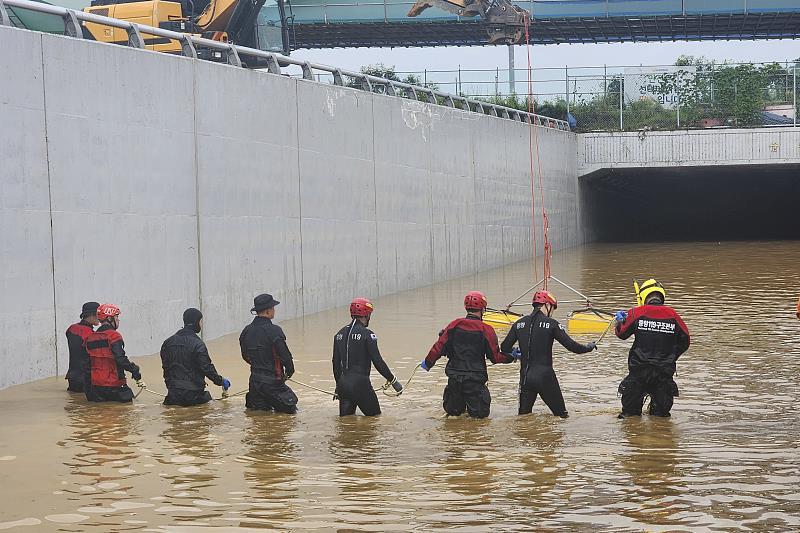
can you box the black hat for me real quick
[251,293,280,313]
[80,302,100,319]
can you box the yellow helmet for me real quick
[634,278,666,306]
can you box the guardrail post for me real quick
[360,75,372,92]
[385,81,396,96]
[618,75,623,130]
[475,102,484,114]
[264,53,280,74]
[62,9,82,37]
[224,45,241,67]
[332,69,343,86]
[426,90,437,104]
[0,0,11,26]
[444,95,455,107]
[301,62,313,80]
[178,35,197,59]
[126,23,144,48]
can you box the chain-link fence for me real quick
[378,61,800,132]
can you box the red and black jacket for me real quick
[425,315,513,381]
[615,304,690,374]
[84,325,141,387]
[65,320,94,382]
[239,316,295,381]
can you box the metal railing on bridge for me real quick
[0,0,569,131]
[388,62,800,132]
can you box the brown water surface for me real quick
[1,242,798,531]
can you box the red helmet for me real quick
[349,297,374,317]
[464,291,488,311]
[532,290,558,309]
[97,303,121,321]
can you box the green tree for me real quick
[346,63,438,101]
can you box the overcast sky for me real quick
[291,39,799,73]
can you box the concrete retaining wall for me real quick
[579,128,800,176]
[0,25,580,389]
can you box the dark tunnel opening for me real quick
[580,164,800,242]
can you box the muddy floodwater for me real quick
[1,241,798,532]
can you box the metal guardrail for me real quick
[0,0,570,132]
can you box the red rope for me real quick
[523,16,551,289]
[524,17,538,284]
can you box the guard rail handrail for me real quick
[0,0,569,131]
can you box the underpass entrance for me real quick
[580,164,800,241]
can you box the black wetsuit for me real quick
[160,327,225,406]
[615,303,690,417]
[332,321,395,416]
[239,316,298,414]
[65,320,94,392]
[425,315,513,418]
[501,310,593,417]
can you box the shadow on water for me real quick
[61,397,142,484]
[238,410,299,528]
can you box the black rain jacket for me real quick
[161,327,224,391]
[239,316,295,381]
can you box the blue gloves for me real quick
[421,360,431,371]
[222,378,231,390]
[614,310,628,323]
[510,347,522,359]
[587,341,597,351]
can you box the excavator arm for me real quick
[195,0,265,46]
[407,0,527,44]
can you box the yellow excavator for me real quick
[407,0,527,44]
[82,0,265,55]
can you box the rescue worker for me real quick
[239,293,298,414]
[160,308,231,406]
[332,298,403,417]
[615,279,690,418]
[84,304,142,403]
[500,290,597,418]
[420,291,514,418]
[65,301,100,392]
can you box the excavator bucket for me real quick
[407,0,482,19]
[407,0,526,45]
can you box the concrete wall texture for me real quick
[579,128,800,176]
[0,26,580,389]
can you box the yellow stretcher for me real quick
[483,309,522,330]
[565,309,615,335]
[483,307,615,335]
